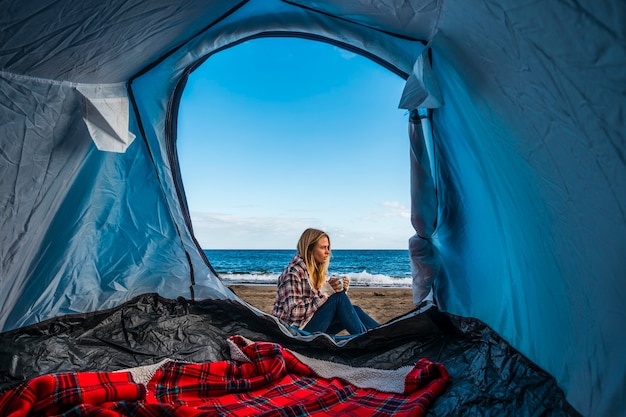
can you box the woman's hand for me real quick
[342,277,350,292]
[328,276,345,293]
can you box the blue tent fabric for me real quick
[0,1,624,416]
[408,109,441,304]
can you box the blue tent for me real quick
[1,1,624,416]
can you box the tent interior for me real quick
[0,1,624,416]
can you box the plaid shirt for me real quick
[271,254,328,329]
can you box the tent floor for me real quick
[0,293,580,416]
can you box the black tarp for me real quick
[0,293,580,416]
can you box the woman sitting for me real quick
[271,228,379,335]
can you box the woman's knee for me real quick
[330,291,350,304]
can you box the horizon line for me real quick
[202,248,409,251]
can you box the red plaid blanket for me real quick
[0,336,448,416]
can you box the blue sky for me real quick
[177,37,413,249]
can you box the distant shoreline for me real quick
[222,281,411,289]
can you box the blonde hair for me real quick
[297,228,331,290]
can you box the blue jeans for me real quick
[303,291,379,335]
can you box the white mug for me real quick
[330,275,344,291]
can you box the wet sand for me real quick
[228,285,416,325]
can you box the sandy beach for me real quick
[228,285,416,325]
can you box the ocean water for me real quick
[204,249,412,288]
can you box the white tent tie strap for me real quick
[77,84,136,153]
[399,48,443,110]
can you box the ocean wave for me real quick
[216,271,411,288]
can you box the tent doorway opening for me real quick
[176,37,414,316]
